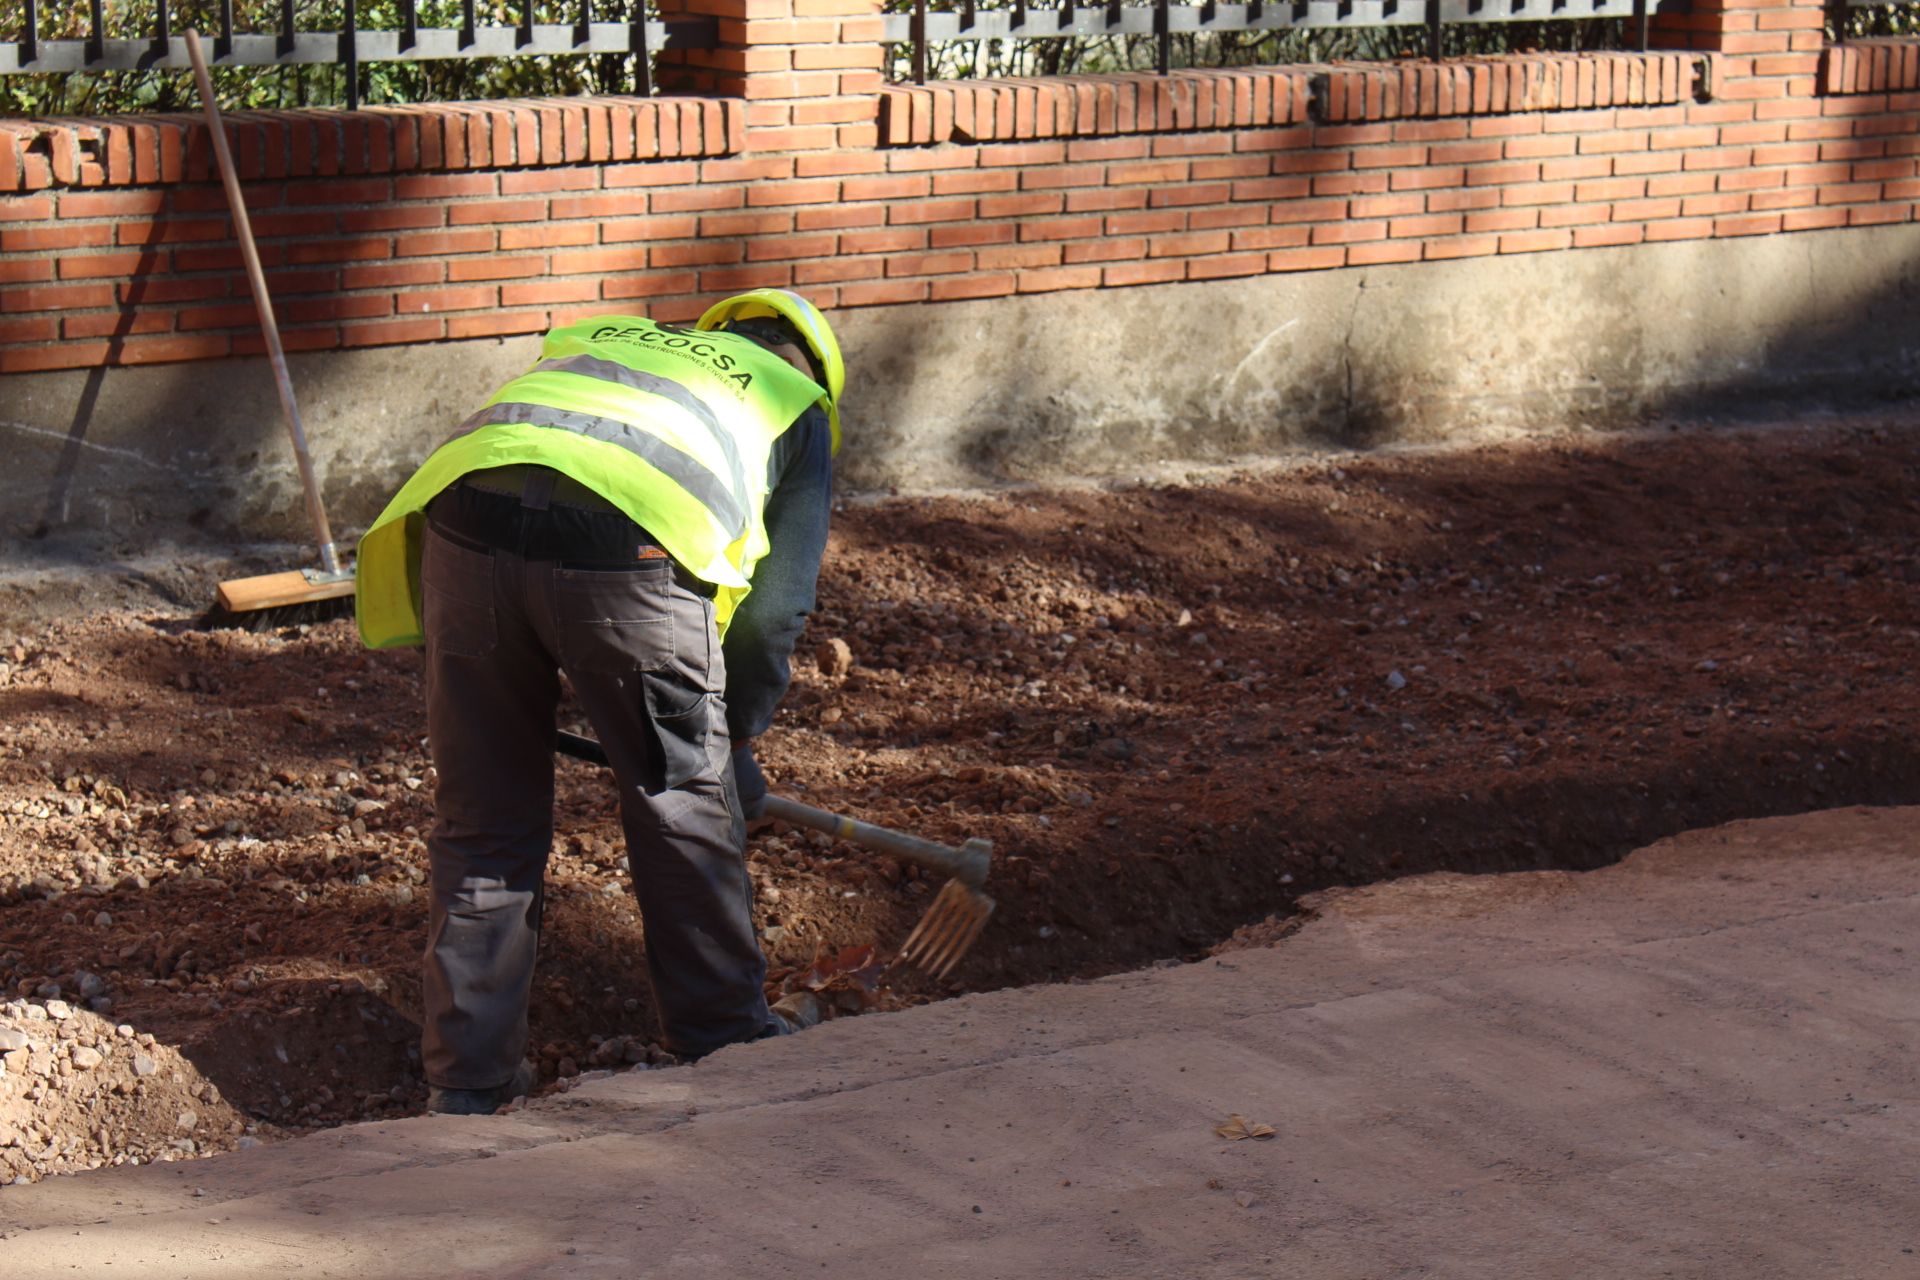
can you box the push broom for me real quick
[186,30,355,625]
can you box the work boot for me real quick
[768,991,826,1034]
[426,1059,538,1116]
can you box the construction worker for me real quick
[354,290,843,1115]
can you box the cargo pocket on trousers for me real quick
[422,525,497,659]
[642,672,720,794]
[555,565,674,676]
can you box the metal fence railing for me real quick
[10,0,1909,105]
[2,2,718,107]
[884,0,1684,84]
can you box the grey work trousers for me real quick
[418,516,771,1089]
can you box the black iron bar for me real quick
[631,0,651,96]
[87,0,105,64]
[1632,0,1647,50]
[22,0,36,65]
[520,0,535,48]
[1427,0,1443,60]
[1829,0,1847,43]
[217,0,233,59]
[1063,0,1077,34]
[461,0,476,48]
[913,0,928,84]
[1107,0,1122,29]
[401,0,418,50]
[279,0,295,55]
[155,0,170,50]
[343,0,359,108]
[577,0,592,46]
[962,0,976,32]
[1155,0,1170,72]
[1013,0,1027,36]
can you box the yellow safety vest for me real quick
[355,316,828,650]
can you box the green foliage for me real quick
[1838,1,1920,36]
[2,0,652,116]
[883,0,1913,83]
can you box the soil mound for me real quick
[1,997,248,1180]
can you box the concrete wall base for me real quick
[4,223,1916,552]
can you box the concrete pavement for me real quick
[3,805,1916,1279]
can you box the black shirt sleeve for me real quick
[721,402,833,742]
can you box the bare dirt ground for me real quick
[2,416,1917,1183]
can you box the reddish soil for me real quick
[2,419,1917,1181]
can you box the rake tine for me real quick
[927,897,992,979]
[897,879,995,979]
[896,883,954,963]
[903,916,959,972]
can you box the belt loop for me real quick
[520,469,555,512]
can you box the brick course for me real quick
[0,0,1914,374]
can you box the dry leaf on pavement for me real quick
[1213,1114,1276,1141]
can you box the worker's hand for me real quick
[731,741,768,822]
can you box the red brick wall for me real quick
[0,0,1914,376]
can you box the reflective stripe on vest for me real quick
[450,400,749,538]
[528,353,751,526]
[534,354,721,435]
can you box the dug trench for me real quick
[1,417,1916,1181]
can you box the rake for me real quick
[554,731,995,979]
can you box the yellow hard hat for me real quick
[697,289,844,450]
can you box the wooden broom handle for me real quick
[184,31,341,577]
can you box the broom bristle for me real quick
[199,591,357,633]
